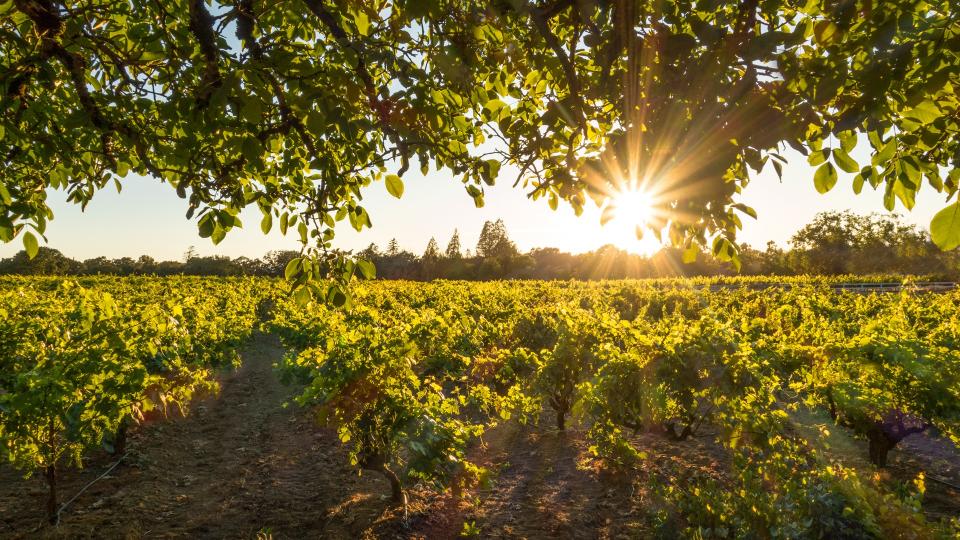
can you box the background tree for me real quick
[0,247,79,275]
[422,238,441,260]
[420,237,442,279]
[386,239,401,257]
[790,211,946,275]
[476,219,518,259]
[445,230,462,259]
[2,0,958,290]
[261,250,300,277]
[359,243,382,261]
[476,222,496,259]
[135,255,158,274]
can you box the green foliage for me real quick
[5,275,960,535]
[267,278,960,536]
[0,276,261,522]
[931,202,960,250]
[460,520,482,537]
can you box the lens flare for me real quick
[613,189,655,229]
[602,187,663,255]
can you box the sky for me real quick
[0,145,951,261]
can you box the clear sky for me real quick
[0,145,950,261]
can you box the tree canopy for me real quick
[1,0,958,295]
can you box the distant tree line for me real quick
[0,247,299,277]
[2,213,958,280]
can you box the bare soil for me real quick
[0,335,394,539]
[2,336,958,539]
[404,422,732,540]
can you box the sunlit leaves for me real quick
[22,231,38,259]
[0,277,260,521]
[904,100,941,124]
[832,149,859,174]
[285,257,303,282]
[268,277,960,529]
[813,163,838,194]
[385,174,404,199]
[931,202,960,250]
[813,20,840,45]
[356,259,376,279]
[261,212,273,234]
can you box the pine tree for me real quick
[386,238,400,256]
[445,229,462,259]
[423,237,441,260]
[476,221,496,258]
[477,219,518,258]
[491,219,518,257]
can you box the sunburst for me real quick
[602,185,664,255]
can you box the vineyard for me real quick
[2,276,960,538]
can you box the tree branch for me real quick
[188,0,223,106]
[528,0,586,126]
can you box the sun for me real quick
[613,189,655,228]
[602,187,664,255]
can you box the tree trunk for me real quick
[114,418,129,455]
[866,413,930,467]
[556,408,566,431]
[362,454,406,506]
[46,464,58,525]
[664,422,691,441]
[867,427,895,467]
[380,463,406,505]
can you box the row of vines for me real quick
[268,279,960,538]
[0,276,262,525]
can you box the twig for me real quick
[927,474,960,492]
[55,452,129,526]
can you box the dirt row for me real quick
[1,336,394,539]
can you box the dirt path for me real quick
[1,334,394,539]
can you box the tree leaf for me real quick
[807,148,829,166]
[813,162,838,194]
[904,100,940,124]
[931,201,960,250]
[211,225,226,245]
[732,203,757,219]
[356,259,376,279]
[23,231,38,259]
[354,11,370,36]
[600,205,615,225]
[833,148,859,173]
[852,173,865,194]
[813,20,839,45]
[385,174,404,198]
[198,214,214,238]
[284,257,301,280]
